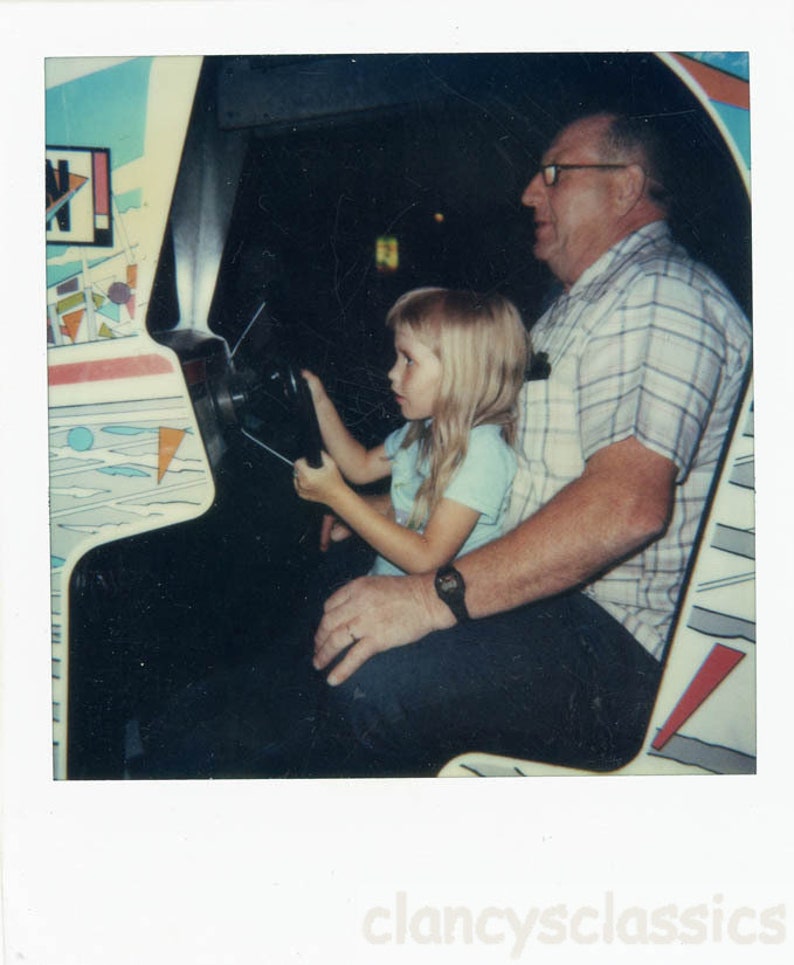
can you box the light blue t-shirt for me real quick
[369,422,517,576]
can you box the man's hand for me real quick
[313,573,453,686]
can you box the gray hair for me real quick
[598,113,672,210]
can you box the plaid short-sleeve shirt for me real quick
[506,221,751,659]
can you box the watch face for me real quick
[438,572,459,594]
[435,566,469,621]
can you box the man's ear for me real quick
[614,163,647,214]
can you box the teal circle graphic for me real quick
[68,426,95,451]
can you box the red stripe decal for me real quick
[671,54,750,110]
[92,151,110,216]
[48,353,173,386]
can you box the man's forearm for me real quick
[313,438,676,688]
[432,437,676,623]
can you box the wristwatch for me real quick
[434,565,470,623]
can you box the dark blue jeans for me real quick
[311,590,662,777]
[135,542,661,779]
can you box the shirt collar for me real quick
[568,220,671,294]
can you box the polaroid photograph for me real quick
[2,2,792,963]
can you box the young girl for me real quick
[293,287,530,576]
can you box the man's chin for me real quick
[532,240,553,265]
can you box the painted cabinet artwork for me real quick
[46,52,754,780]
[47,58,215,777]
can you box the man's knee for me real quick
[325,655,406,751]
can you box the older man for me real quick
[309,112,752,775]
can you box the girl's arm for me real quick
[319,493,394,551]
[302,370,390,485]
[294,453,480,574]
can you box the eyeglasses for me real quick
[539,163,628,187]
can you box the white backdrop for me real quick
[2,2,792,963]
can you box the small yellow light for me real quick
[433,212,445,224]
[375,235,399,273]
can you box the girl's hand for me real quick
[320,513,353,551]
[300,369,327,407]
[294,452,346,506]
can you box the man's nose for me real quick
[521,171,544,208]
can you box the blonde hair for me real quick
[386,287,530,528]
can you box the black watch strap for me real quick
[434,564,470,623]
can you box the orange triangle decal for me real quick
[62,309,84,343]
[157,427,187,482]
